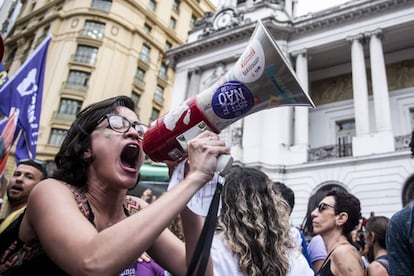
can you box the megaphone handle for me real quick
[216,154,233,177]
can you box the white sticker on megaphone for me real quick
[233,39,265,83]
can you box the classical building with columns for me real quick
[166,0,414,225]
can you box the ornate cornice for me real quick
[166,17,294,68]
[166,23,255,68]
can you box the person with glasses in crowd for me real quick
[0,96,229,275]
[311,189,365,276]
[0,158,48,233]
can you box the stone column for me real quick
[186,67,200,98]
[292,49,309,149]
[365,29,395,152]
[366,29,392,133]
[347,34,370,137]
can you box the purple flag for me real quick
[0,35,51,163]
[0,62,10,134]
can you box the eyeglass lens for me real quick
[318,202,335,212]
[107,115,146,137]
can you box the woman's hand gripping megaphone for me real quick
[185,130,232,186]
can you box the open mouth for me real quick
[121,143,140,169]
[10,185,23,192]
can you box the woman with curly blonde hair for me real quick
[180,166,313,275]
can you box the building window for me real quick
[172,0,180,14]
[58,99,82,115]
[4,46,17,68]
[65,70,90,91]
[22,38,34,61]
[336,119,355,157]
[409,108,414,130]
[48,128,67,146]
[139,44,151,63]
[35,25,50,47]
[73,45,98,66]
[134,68,146,88]
[190,15,197,28]
[169,17,176,29]
[150,108,160,123]
[154,85,164,105]
[148,0,156,11]
[159,63,168,80]
[81,21,105,40]
[131,92,141,107]
[165,41,172,51]
[144,23,152,33]
[91,0,112,11]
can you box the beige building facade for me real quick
[2,0,215,175]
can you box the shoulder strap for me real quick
[318,242,349,273]
[375,256,389,272]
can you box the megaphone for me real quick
[143,20,315,162]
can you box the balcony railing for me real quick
[71,54,97,66]
[139,52,150,64]
[308,134,412,162]
[133,78,145,90]
[153,93,164,106]
[395,133,412,151]
[78,29,104,41]
[63,81,88,92]
[309,141,352,161]
[52,111,77,122]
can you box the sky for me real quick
[210,0,351,16]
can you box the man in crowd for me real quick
[0,159,47,233]
[386,130,414,275]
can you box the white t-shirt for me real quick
[211,233,314,276]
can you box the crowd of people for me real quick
[0,95,412,275]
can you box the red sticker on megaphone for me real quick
[212,81,254,119]
[234,39,265,83]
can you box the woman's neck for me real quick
[322,231,349,253]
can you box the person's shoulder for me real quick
[367,261,387,275]
[332,243,359,260]
[29,179,73,205]
[390,204,414,225]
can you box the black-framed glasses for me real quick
[318,202,337,212]
[99,114,148,139]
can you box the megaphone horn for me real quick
[143,20,315,162]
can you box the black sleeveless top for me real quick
[319,258,334,276]
[318,242,349,276]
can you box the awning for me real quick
[139,163,169,182]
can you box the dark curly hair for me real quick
[52,96,136,187]
[327,190,361,238]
